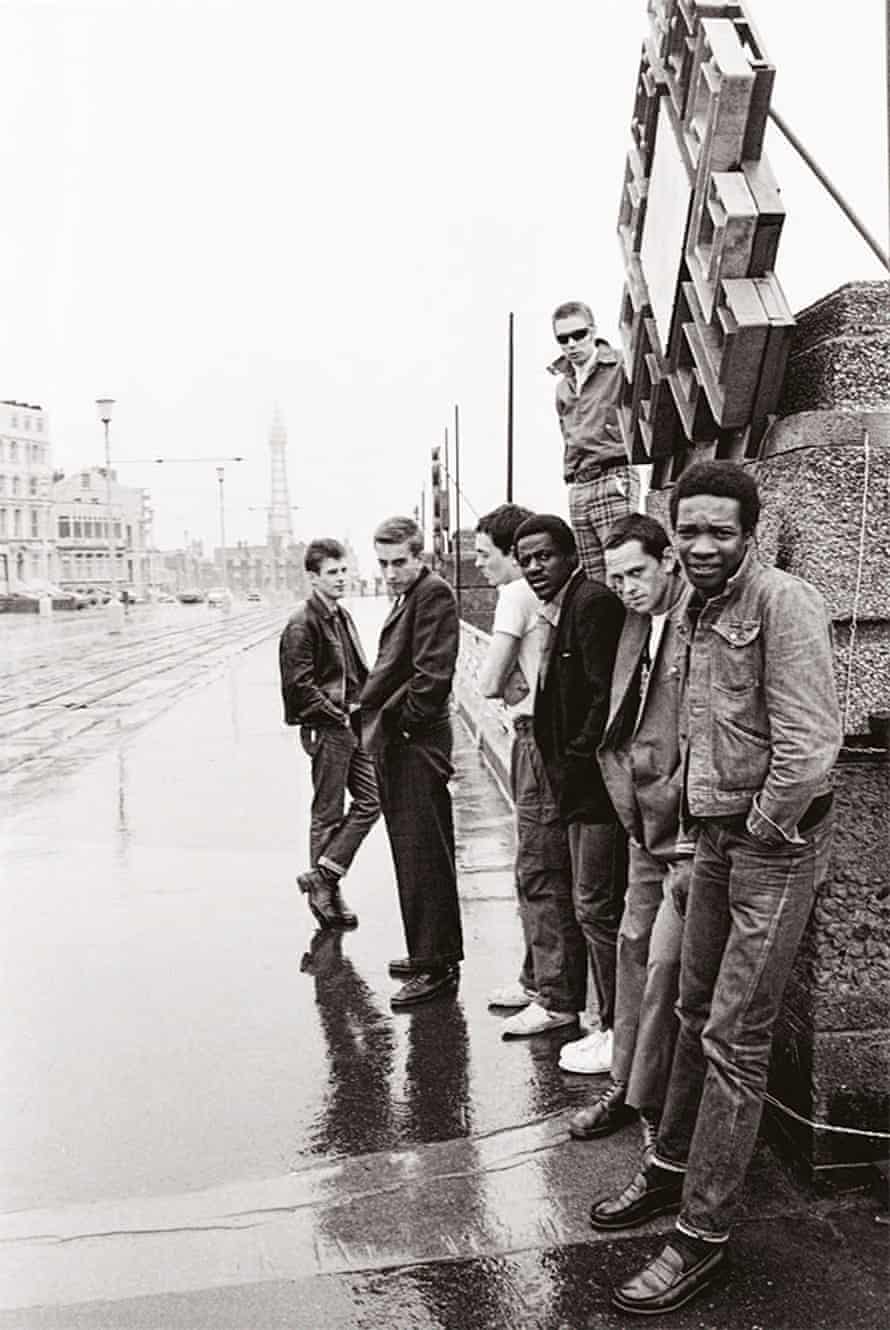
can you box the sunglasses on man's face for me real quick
[555,327,592,345]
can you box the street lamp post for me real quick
[216,466,231,612]
[96,398,123,634]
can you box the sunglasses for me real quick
[556,328,592,345]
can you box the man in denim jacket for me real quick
[590,462,842,1317]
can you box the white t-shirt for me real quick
[492,577,542,718]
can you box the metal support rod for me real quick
[506,312,515,501]
[443,427,450,554]
[454,404,461,618]
[768,106,890,271]
[216,467,227,591]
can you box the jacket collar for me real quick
[547,338,619,378]
[686,543,759,619]
[309,589,341,620]
[382,564,430,628]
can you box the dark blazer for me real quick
[598,575,694,861]
[534,570,625,824]
[360,566,459,756]
[279,592,368,726]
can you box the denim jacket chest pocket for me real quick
[711,620,762,693]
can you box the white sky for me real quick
[1,0,887,573]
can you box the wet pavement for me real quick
[0,597,886,1327]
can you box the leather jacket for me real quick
[279,593,368,727]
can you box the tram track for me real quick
[0,608,285,779]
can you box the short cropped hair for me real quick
[304,538,346,573]
[476,503,535,555]
[513,513,577,558]
[373,515,424,555]
[604,513,671,561]
[552,300,595,328]
[668,461,761,534]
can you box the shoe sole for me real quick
[487,998,532,1010]
[589,1193,683,1232]
[559,1060,612,1075]
[610,1254,725,1315]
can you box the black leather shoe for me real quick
[391,967,459,1008]
[611,1236,726,1315]
[297,870,358,929]
[590,1161,684,1231]
[388,957,416,978]
[569,1079,633,1140]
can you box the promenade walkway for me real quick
[0,599,884,1328]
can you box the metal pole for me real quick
[443,427,450,554]
[768,106,890,271]
[454,403,461,618]
[506,311,515,501]
[217,467,228,595]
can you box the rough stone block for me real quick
[779,281,890,416]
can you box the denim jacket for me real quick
[678,548,842,844]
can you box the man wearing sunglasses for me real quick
[549,301,640,583]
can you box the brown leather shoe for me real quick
[611,1236,726,1314]
[590,1161,684,1231]
[569,1079,632,1140]
[297,870,358,929]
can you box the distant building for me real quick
[216,538,308,597]
[0,400,53,592]
[52,467,152,599]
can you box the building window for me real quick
[114,521,121,539]
[36,418,43,432]
[58,516,70,538]
[84,520,93,539]
[0,476,5,495]
[12,477,20,497]
[29,476,38,496]
[10,416,18,430]
[81,472,90,489]
[0,509,6,537]
[23,416,30,431]
[13,509,22,537]
[73,519,82,538]
[62,556,72,578]
[30,509,39,538]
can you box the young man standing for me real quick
[279,539,379,929]
[549,300,640,583]
[567,514,691,1140]
[591,463,841,1317]
[360,516,464,1009]
[475,503,576,1019]
[507,514,625,1048]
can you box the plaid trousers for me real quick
[568,466,641,583]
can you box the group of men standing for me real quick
[278,299,843,1317]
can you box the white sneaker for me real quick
[558,1027,613,1074]
[501,1001,578,1039]
[487,982,537,1010]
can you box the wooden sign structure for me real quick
[618,0,794,488]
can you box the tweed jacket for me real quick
[533,570,625,825]
[360,566,459,756]
[598,573,694,862]
[279,592,368,727]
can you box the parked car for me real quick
[245,590,262,603]
[155,592,177,604]
[177,588,206,604]
[206,586,231,608]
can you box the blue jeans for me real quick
[301,723,380,877]
[654,811,834,1241]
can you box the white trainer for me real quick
[501,1001,578,1039]
[558,1027,614,1074]
[487,982,537,1010]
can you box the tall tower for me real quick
[267,406,293,552]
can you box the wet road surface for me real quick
[0,598,885,1327]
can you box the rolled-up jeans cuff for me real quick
[676,1218,729,1245]
[318,855,346,878]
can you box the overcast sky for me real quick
[1,0,887,572]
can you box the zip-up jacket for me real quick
[279,592,368,727]
[548,340,626,481]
